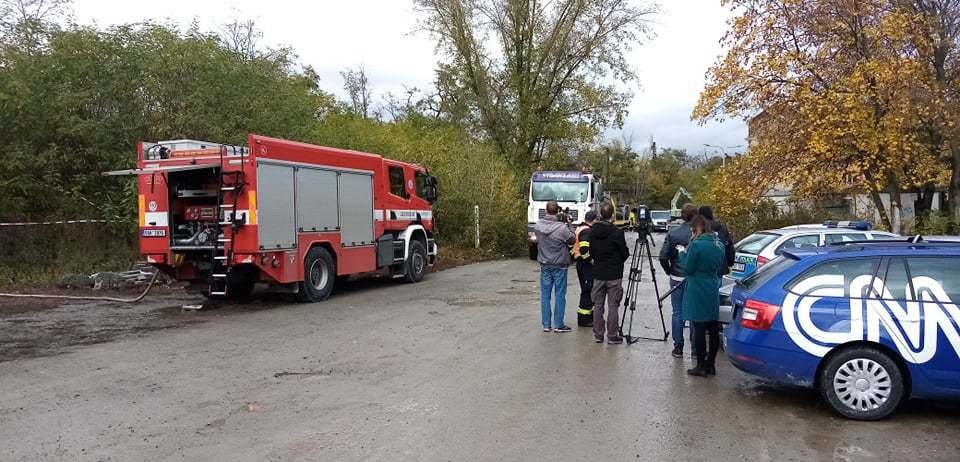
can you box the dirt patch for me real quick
[0,284,364,363]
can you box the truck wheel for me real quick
[297,247,336,302]
[818,346,905,421]
[529,244,538,261]
[404,240,427,283]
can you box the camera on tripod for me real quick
[633,204,653,236]
[616,202,675,344]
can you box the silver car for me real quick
[730,226,898,280]
[720,225,898,324]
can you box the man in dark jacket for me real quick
[535,201,576,333]
[660,203,697,358]
[586,203,629,344]
[698,205,735,274]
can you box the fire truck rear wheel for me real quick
[404,240,427,283]
[298,247,335,302]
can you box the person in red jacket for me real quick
[586,203,630,344]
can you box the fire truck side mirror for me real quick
[424,176,438,204]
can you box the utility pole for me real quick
[603,146,610,183]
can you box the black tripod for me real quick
[617,229,677,344]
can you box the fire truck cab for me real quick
[110,134,439,302]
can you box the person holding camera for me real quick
[535,201,576,333]
[680,215,727,377]
[587,203,629,344]
[659,203,698,358]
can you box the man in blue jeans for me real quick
[659,204,697,357]
[534,201,575,333]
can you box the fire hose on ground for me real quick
[0,270,160,303]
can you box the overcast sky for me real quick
[72,0,747,157]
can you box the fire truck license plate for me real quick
[141,229,166,238]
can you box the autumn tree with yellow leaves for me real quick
[695,0,959,233]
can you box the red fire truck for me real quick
[106,134,439,302]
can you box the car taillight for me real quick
[741,298,780,330]
[757,255,770,266]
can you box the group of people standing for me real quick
[534,200,734,378]
[659,204,734,377]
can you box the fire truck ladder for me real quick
[209,146,247,297]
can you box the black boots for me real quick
[687,362,708,377]
[687,360,716,378]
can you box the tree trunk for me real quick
[951,146,960,233]
[886,171,903,235]
[915,182,936,230]
[863,171,892,230]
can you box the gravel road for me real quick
[1,235,959,461]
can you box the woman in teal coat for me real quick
[680,215,727,377]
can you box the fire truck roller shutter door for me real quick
[257,163,297,249]
[338,172,375,247]
[295,168,339,232]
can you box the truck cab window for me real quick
[415,172,428,198]
[389,166,408,198]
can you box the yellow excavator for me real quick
[607,195,634,230]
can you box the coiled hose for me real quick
[0,269,160,303]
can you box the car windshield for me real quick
[531,181,588,202]
[651,211,670,220]
[739,256,797,289]
[736,232,780,255]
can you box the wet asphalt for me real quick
[1,234,959,461]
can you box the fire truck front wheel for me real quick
[404,240,427,283]
[297,247,336,302]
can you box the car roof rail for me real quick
[827,236,960,247]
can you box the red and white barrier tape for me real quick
[0,219,118,227]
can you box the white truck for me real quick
[526,171,602,259]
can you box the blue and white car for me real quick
[725,239,960,420]
[730,222,897,280]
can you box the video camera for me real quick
[557,207,574,225]
[633,204,653,236]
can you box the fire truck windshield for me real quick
[531,182,588,202]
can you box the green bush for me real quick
[915,212,958,236]
[720,199,838,241]
[0,225,137,288]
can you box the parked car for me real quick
[651,210,670,232]
[730,223,898,280]
[725,239,960,420]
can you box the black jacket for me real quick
[659,222,692,278]
[586,220,629,280]
[712,220,736,272]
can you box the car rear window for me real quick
[738,256,797,289]
[736,232,780,255]
[825,233,867,244]
[906,256,960,302]
[787,258,881,298]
